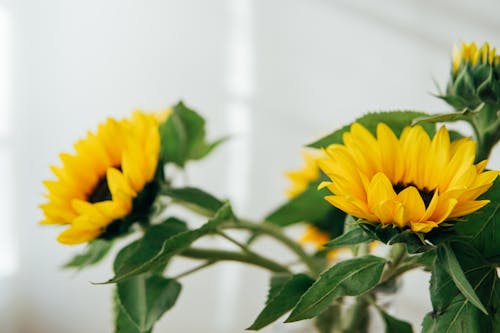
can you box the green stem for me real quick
[222,220,322,276]
[173,260,216,280]
[216,230,254,255]
[341,296,370,333]
[180,248,291,274]
[380,243,408,283]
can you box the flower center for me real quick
[88,167,121,203]
[88,176,112,203]
[392,183,435,208]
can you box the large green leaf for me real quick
[160,186,224,216]
[422,294,490,333]
[423,242,498,333]
[113,218,188,275]
[265,182,336,226]
[437,243,487,314]
[63,239,113,270]
[159,102,225,167]
[307,111,435,148]
[114,289,147,333]
[455,177,500,261]
[117,275,181,333]
[286,255,386,322]
[108,203,234,283]
[247,274,315,330]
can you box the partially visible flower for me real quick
[300,225,330,248]
[40,110,171,245]
[452,41,499,74]
[318,123,498,233]
[285,149,322,198]
[299,225,338,260]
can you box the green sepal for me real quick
[307,111,435,148]
[63,239,113,270]
[324,225,374,248]
[159,101,225,167]
[358,223,432,254]
[286,255,385,322]
[247,273,315,330]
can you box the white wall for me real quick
[1,0,499,332]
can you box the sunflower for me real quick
[285,149,322,198]
[40,110,170,245]
[318,123,499,233]
[452,41,499,74]
[286,149,341,255]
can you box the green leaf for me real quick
[159,102,224,167]
[286,255,385,322]
[424,242,498,332]
[266,182,334,226]
[375,307,413,333]
[108,203,234,283]
[160,186,224,216]
[117,275,181,333]
[113,218,188,275]
[63,239,113,270]
[247,274,315,330]
[455,177,500,261]
[411,109,478,126]
[266,274,294,305]
[324,226,373,248]
[437,243,488,315]
[308,111,435,148]
[422,294,490,333]
[114,288,147,333]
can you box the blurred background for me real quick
[0,0,499,332]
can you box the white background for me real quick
[0,0,499,332]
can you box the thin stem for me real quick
[216,230,253,255]
[222,220,323,276]
[173,260,216,280]
[380,243,409,283]
[180,248,291,274]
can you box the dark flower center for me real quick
[88,176,112,203]
[393,183,435,208]
[88,167,121,203]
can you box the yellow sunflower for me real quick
[318,123,499,233]
[285,149,322,198]
[40,110,170,245]
[452,41,499,74]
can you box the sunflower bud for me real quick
[445,42,500,109]
[442,41,500,161]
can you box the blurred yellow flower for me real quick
[285,149,322,198]
[40,110,170,244]
[318,123,498,233]
[452,41,499,73]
